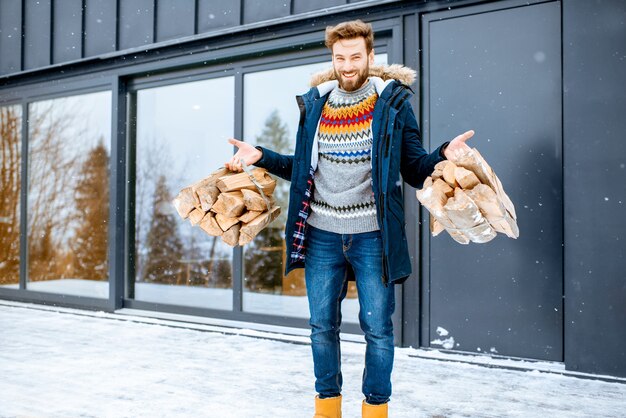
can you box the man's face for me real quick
[331,37,375,92]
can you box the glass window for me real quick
[0,105,22,288]
[26,91,112,297]
[133,76,235,310]
[241,54,387,321]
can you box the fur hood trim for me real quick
[309,64,416,88]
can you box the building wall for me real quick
[0,0,624,378]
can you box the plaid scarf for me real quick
[290,166,315,262]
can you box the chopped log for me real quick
[444,188,497,243]
[453,148,517,220]
[442,161,459,188]
[416,178,469,244]
[239,206,281,246]
[192,167,229,212]
[465,184,519,238]
[454,166,480,190]
[430,215,445,236]
[241,188,273,212]
[199,212,223,236]
[172,186,197,219]
[216,168,277,195]
[238,210,262,224]
[215,213,239,231]
[211,191,245,218]
[221,223,240,247]
[432,161,447,181]
[432,178,454,198]
[188,208,205,226]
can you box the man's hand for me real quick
[225,138,263,172]
[444,130,475,161]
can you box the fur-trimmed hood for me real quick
[309,64,416,88]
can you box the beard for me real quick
[334,62,370,92]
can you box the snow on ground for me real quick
[0,302,624,418]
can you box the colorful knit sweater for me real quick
[306,80,380,234]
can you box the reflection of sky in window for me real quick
[244,54,387,145]
[136,77,234,189]
[30,91,112,152]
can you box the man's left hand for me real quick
[444,130,475,161]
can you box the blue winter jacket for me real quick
[255,66,447,285]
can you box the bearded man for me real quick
[226,19,473,418]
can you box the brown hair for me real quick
[324,20,374,53]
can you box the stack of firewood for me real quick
[172,167,281,247]
[415,148,519,244]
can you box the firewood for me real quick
[416,178,469,244]
[221,223,240,247]
[465,184,519,238]
[215,213,239,231]
[453,148,517,220]
[238,210,262,224]
[432,178,454,198]
[211,191,245,218]
[199,212,223,236]
[444,188,497,243]
[192,167,229,212]
[241,188,272,212]
[454,166,480,190]
[442,161,459,188]
[216,168,277,195]
[432,161,446,181]
[430,215,445,236]
[239,206,281,246]
[188,208,205,226]
[172,186,197,219]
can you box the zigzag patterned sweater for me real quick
[307,80,380,234]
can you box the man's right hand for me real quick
[225,138,263,172]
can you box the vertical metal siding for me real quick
[84,0,117,57]
[23,0,51,70]
[196,0,240,33]
[563,0,626,377]
[155,0,195,42]
[242,0,290,25]
[52,0,83,64]
[118,0,155,50]
[293,0,346,15]
[0,0,22,75]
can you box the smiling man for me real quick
[226,20,473,418]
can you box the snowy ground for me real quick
[0,301,624,418]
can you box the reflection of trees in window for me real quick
[28,100,82,281]
[26,94,111,284]
[245,110,291,293]
[135,138,232,288]
[142,174,184,284]
[71,139,109,281]
[0,106,21,285]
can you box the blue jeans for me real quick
[304,225,395,405]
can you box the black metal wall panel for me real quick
[424,2,563,361]
[23,0,51,70]
[242,0,290,24]
[563,0,626,377]
[156,0,195,42]
[197,0,240,32]
[0,0,22,75]
[84,0,117,57]
[293,0,346,14]
[52,0,83,64]
[118,0,155,50]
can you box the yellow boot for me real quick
[362,400,388,418]
[313,395,342,418]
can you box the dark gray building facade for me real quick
[0,0,624,379]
